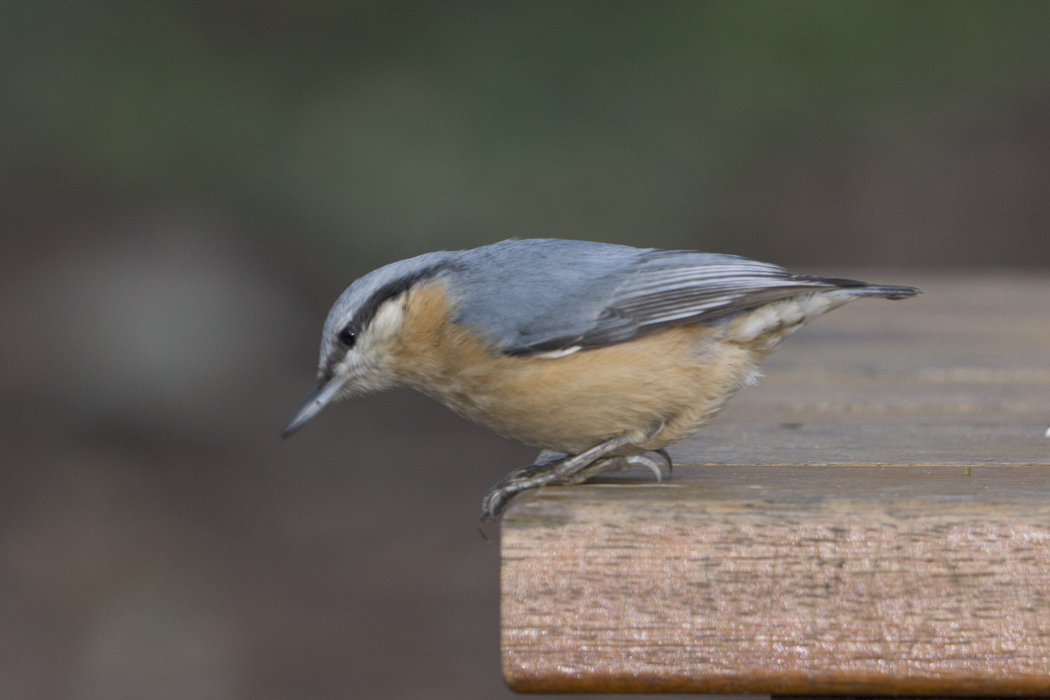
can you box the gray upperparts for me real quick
[329,239,887,357]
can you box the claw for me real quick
[653,448,673,472]
[624,454,664,484]
[479,477,516,523]
[479,457,563,523]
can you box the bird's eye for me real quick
[338,325,357,347]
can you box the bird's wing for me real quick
[506,250,851,355]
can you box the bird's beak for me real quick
[281,376,345,438]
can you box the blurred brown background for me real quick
[1,1,1048,698]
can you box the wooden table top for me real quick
[500,272,1050,695]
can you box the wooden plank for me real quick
[500,272,1050,695]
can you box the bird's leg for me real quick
[480,435,631,521]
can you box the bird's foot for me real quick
[479,438,677,527]
[479,461,564,524]
[480,435,631,523]
[569,451,670,484]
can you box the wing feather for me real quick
[511,252,845,354]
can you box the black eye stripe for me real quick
[349,262,454,332]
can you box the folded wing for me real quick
[509,250,855,354]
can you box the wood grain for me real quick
[500,272,1050,695]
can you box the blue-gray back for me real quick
[441,239,845,354]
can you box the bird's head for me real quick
[282,252,455,437]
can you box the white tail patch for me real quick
[728,291,854,343]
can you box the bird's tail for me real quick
[849,284,920,300]
[794,275,920,300]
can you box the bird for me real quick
[282,239,918,521]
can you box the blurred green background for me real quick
[5,0,1049,273]
[1,2,1048,699]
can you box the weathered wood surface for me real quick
[500,273,1050,695]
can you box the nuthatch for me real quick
[283,239,918,520]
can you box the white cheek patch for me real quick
[366,297,407,346]
[328,297,407,394]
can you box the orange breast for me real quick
[386,281,763,454]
